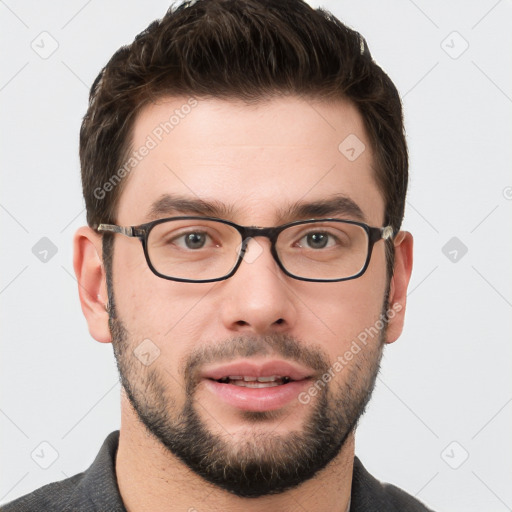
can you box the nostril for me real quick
[275,318,284,325]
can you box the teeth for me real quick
[225,375,289,382]
[218,375,292,386]
[256,376,277,382]
[232,381,280,388]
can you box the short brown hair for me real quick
[80,0,407,275]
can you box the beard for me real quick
[108,288,387,498]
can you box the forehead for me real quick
[116,95,385,225]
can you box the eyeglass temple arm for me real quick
[381,226,394,240]
[97,223,135,237]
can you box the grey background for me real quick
[1,1,511,510]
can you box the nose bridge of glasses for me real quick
[240,225,280,240]
[236,226,282,268]
[237,226,278,251]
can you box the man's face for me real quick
[108,96,392,496]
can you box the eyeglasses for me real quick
[97,217,394,283]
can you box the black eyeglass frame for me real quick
[97,216,394,283]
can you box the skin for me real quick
[73,95,413,512]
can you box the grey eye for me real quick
[183,232,207,249]
[305,232,329,249]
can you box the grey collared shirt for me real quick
[1,431,434,511]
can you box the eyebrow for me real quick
[282,195,366,223]
[145,193,366,224]
[146,194,234,221]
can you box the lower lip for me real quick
[202,379,311,412]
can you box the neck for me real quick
[116,393,355,512]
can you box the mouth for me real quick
[199,360,313,412]
[213,375,295,388]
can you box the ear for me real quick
[73,226,112,343]
[384,231,413,344]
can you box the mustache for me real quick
[183,333,331,387]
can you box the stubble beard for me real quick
[107,284,387,498]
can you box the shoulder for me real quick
[351,457,435,512]
[1,431,124,512]
[0,473,87,512]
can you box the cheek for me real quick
[304,256,388,359]
[111,246,217,358]
[113,252,160,333]
[305,282,384,339]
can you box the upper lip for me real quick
[200,360,313,381]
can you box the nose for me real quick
[219,238,298,335]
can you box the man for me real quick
[2,0,433,510]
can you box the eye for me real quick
[297,231,337,249]
[171,231,213,249]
